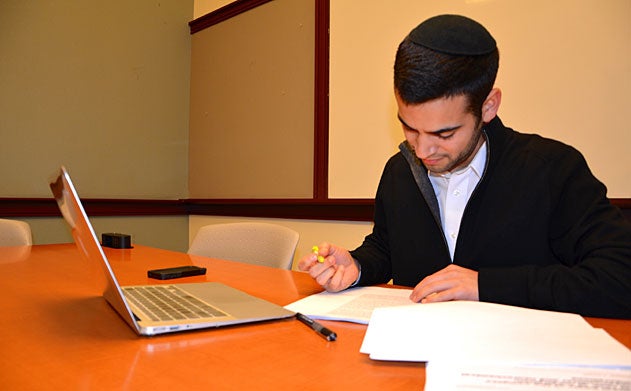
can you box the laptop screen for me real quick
[50,167,141,331]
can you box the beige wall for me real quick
[21,215,189,252]
[194,0,233,18]
[1,1,193,250]
[3,1,628,256]
[189,0,370,268]
[189,0,314,198]
[329,0,631,198]
[189,0,372,267]
[189,0,630,267]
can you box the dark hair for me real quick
[394,37,499,119]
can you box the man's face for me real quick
[396,93,485,174]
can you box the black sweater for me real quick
[350,117,631,318]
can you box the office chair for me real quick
[0,219,33,246]
[188,222,299,270]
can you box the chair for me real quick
[188,222,299,269]
[0,219,33,246]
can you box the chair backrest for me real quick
[0,219,33,246]
[188,222,299,269]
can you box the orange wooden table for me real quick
[1,244,628,390]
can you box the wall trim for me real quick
[189,0,273,34]
[0,198,187,218]
[186,198,374,221]
[1,198,629,222]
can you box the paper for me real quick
[284,286,414,324]
[425,361,631,391]
[360,301,631,367]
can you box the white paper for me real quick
[284,286,414,324]
[425,361,631,391]
[360,301,631,367]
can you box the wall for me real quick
[189,0,374,263]
[194,0,233,19]
[3,1,627,260]
[190,0,630,268]
[21,215,189,252]
[189,0,314,198]
[329,0,631,198]
[0,1,193,251]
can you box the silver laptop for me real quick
[50,166,294,336]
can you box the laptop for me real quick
[50,166,294,336]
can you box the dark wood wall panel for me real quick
[2,198,629,223]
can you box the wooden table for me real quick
[1,244,629,390]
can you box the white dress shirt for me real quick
[428,141,487,261]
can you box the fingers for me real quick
[303,259,342,292]
[298,242,330,270]
[311,259,335,284]
[297,252,319,271]
[297,249,339,289]
[302,257,352,292]
[410,264,479,303]
[327,264,346,291]
[298,242,358,292]
[409,266,450,302]
[410,279,453,303]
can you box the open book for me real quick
[284,286,414,324]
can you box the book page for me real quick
[284,286,414,324]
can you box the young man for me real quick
[298,14,631,318]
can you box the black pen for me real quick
[296,312,337,341]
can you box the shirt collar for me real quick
[428,140,487,179]
[469,140,487,179]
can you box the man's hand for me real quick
[297,242,359,292]
[410,264,479,303]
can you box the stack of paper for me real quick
[359,301,631,390]
[424,362,631,391]
[360,301,630,365]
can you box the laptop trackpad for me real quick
[177,282,294,320]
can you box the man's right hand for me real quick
[297,242,359,292]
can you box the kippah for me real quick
[408,14,496,55]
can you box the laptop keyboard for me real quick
[123,285,228,322]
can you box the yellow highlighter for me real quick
[312,245,325,263]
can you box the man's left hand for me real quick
[409,264,479,303]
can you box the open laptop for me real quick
[50,166,294,336]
